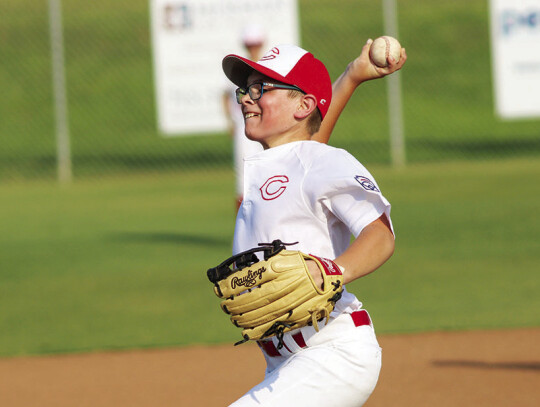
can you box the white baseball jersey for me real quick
[230,140,390,406]
[233,140,392,315]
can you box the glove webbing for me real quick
[207,240,297,284]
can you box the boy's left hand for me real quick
[307,260,324,289]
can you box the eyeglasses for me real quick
[235,82,304,104]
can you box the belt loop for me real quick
[292,332,307,348]
[258,331,309,358]
[351,310,372,327]
[257,340,281,357]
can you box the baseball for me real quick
[369,36,402,67]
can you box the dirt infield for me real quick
[0,328,538,406]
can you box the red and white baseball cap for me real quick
[222,44,332,120]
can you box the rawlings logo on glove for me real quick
[207,240,344,347]
[231,266,266,289]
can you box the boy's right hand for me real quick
[345,38,407,86]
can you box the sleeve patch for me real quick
[354,176,380,192]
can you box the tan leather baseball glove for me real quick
[207,240,344,347]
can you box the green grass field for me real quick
[1,0,540,358]
[1,158,539,357]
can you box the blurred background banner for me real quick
[1,0,540,181]
[150,0,300,136]
[489,0,540,119]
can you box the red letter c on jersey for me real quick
[260,175,289,200]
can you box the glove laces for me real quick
[263,321,293,350]
[309,306,330,332]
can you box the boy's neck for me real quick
[261,127,311,150]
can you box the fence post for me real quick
[383,0,406,167]
[48,0,72,183]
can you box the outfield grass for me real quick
[1,158,539,357]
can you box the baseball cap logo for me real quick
[259,47,281,61]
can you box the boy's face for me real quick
[241,72,302,149]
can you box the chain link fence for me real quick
[2,0,539,181]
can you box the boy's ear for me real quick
[293,94,318,120]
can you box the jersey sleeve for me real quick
[303,148,393,238]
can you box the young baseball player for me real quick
[221,41,406,406]
[224,31,403,212]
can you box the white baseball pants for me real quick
[229,312,382,407]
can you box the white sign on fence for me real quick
[150,0,299,136]
[490,0,540,119]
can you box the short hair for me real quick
[287,90,322,135]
